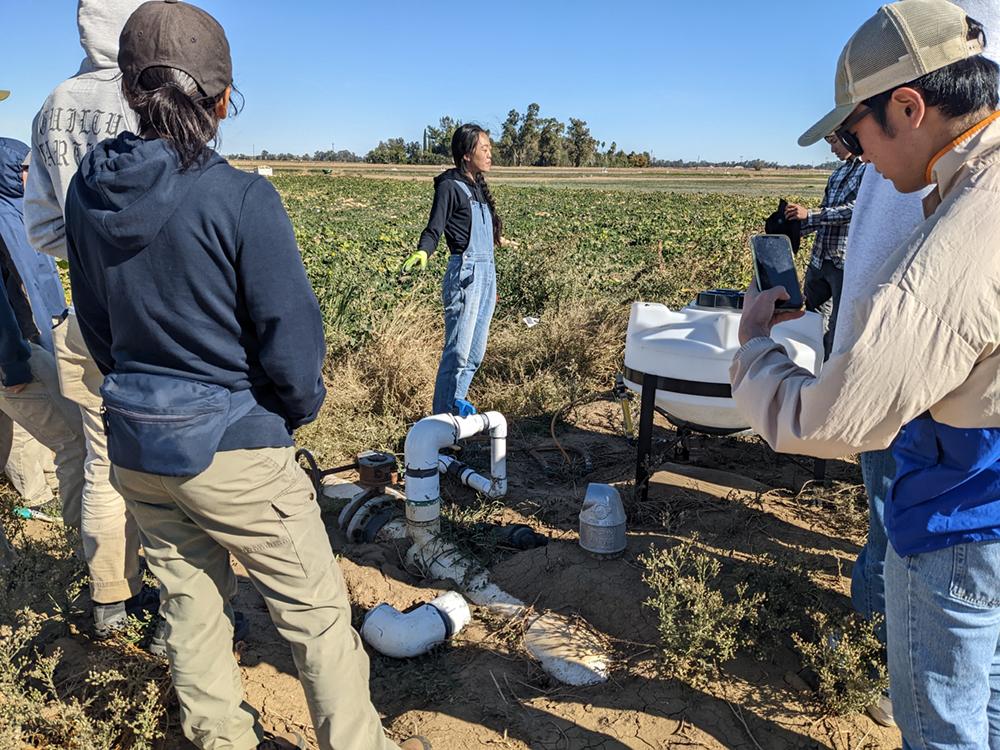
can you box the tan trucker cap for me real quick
[799,0,986,146]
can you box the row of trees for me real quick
[229,104,836,170]
[226,148,364,162]
[365,105,651,168]
[496,105,604,167]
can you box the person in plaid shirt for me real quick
[785,134,866,358]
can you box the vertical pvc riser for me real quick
[405,500,440,525]
[491,441,506,494]
[484,411,508,497]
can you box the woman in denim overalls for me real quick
[405,125,502,416]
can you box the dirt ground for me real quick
[42,401,900,750]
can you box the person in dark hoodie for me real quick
[403,124,502,416]
[64,3,429,750]
[0,138,85,536]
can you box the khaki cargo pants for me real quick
[53,312,142,603]
[0,344,85,530]
[113,446,400,750]
[0,416,58,506]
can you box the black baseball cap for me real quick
[119,0,232,99]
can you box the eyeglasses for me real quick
[835,107,872,156]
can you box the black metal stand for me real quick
[627,368,828,501]
[634,373,658,502]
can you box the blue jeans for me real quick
[851,448,894,645]
[886,540,1000,749]
[432,253,496,415]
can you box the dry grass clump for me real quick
[297,300,441,463]
[473,299,626,416]
[298,298,628,464]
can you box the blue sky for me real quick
[2,1,890,165]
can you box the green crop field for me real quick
[280,174,817,353]
[282,173,822,462]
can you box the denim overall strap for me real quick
[431,179,497,415]
[453,180,494,261]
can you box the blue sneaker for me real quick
[454,399,478,417]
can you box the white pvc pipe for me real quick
[437,455,504,498]
[399,413,608,685]
[406,525,524,612]
[483,411,508,497]
[404,412,508,527]
[360,591,472,659]
[403,414,457,527]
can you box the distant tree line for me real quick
[229,103,838,170]
[652,157,840,171]
[365,105,650,168]
[226,148,364,162]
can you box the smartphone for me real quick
[750,234,803,310]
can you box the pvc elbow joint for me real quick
[360,591,471,659]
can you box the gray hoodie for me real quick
[24,0,144,260]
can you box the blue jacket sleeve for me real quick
[236,178,326,429]
[417,180,453,254]
[0,242,32,387]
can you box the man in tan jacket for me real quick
[730,1,1000,746]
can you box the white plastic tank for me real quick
[623,290,824,431]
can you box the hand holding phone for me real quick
[738,282,806,345]
[750,234,803,310]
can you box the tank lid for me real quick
[694,289,744,309]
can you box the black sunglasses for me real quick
[835,107,872,156]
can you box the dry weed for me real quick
[298,298,627,464]
[0,488,169,749]
[640,540,763,687]
[792,610,888,716]
[297,299,440,463]
[475,299,625,416]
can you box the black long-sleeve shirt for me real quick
[417,168,487,255]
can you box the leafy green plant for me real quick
[0,611,165,750]
[640,541,763,686]
[792,610,889,716]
